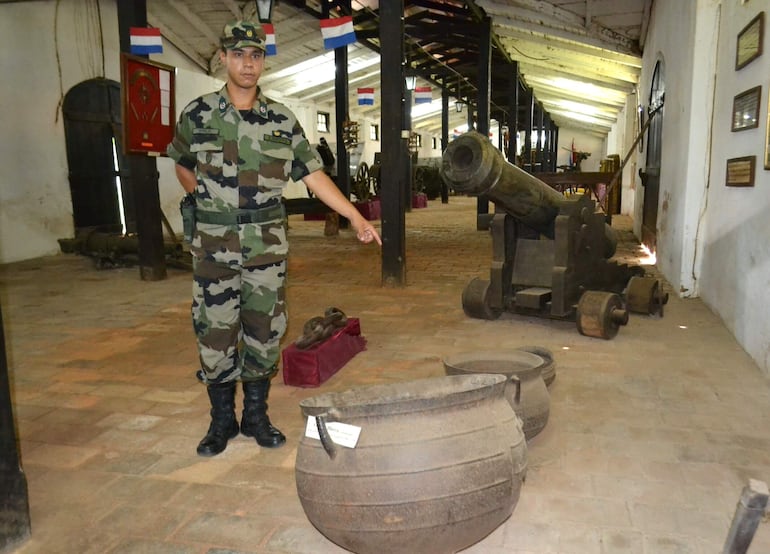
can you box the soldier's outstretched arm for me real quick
[302,170,382,245]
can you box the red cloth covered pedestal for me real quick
[354,199,381,220]
[281,318,366,387]
[412,192,428,208]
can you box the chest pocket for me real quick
[257,140,294,189]
[190,130,223,179]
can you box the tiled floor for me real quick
[2,196,769,554]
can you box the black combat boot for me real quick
[197,381,240,457]
[241,379,286,448]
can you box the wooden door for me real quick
[62,79,134,233]
[640,61,665,250]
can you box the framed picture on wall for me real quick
[726,156,756,187]
[736,12,764,70]
[731,86,761,131]
[764,98,770,168]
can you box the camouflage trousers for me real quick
[191,235,288,385]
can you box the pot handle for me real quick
[315,414,337,459]
[510,375,522,404]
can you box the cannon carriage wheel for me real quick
[352,162,372,200]
[576,291,629,340]
[462,278,502,320]
[414,165,430,193]
[355,162,370,186]
[625,276,669,316]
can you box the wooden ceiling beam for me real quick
[477,0,640,55]
[499,38,639,84]
[167,0,221,44]
[494,26,641,68]
[518,61,635,93]
[524,79,626,109]
[146,12,209,72]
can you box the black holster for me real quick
[180,194,196,243]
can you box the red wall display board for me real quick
[121,54,175,156]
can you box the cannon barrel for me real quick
[441,131,616,257]
[441,131,566,237]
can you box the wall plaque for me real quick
[736,12,764,70]
[732,86,761,131]
[726,156,756,187]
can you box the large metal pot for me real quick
[295,374,527,554]
[515,345,556,387]
[443,350,551,440]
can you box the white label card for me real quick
[305,416,361,448]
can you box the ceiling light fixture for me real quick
[255,0,273,23]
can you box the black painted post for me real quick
[379,0,406,286]
[440,88,449,203]
[535,103,544,172]
[0,303,31,551]
[331,1,351,203]
[476,16,492,226]
[524,88,533,171]
[335,48,350,198]
[117,0,167,281]
[544,119,549,170]
[403,88,413,214]
[508,64,519,164]
[467,102,475,129]
[553,125,560,171]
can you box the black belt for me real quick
[195,204,285,225]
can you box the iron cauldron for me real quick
[295,374,527,554]
[443,350,551,440]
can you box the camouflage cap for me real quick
[221,20,266,51]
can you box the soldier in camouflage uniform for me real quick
[167,19,381,457]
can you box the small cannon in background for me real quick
[440,131,667,339]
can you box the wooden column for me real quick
[403,88,413,213]
[0,302,31,551]
[334,47,350,199]
[476,16,492,226]
[440,88,449,203]
[379,0,406,286]
[117,0,167,281]
[540,109,551,172]
[552,124,560,171]
[324,0,351,202]
[535,102,544,171]
[523,87,533,171]
[507,64,519,164]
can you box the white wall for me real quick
[0,1,120,263]
[699,0,770,375]
[606,99,643,216]
[0,1,225,263]
[555,129,606,172]
[635,0,720,298]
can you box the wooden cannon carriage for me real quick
[440,131,667,339]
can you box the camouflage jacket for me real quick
[167,85,322,212]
